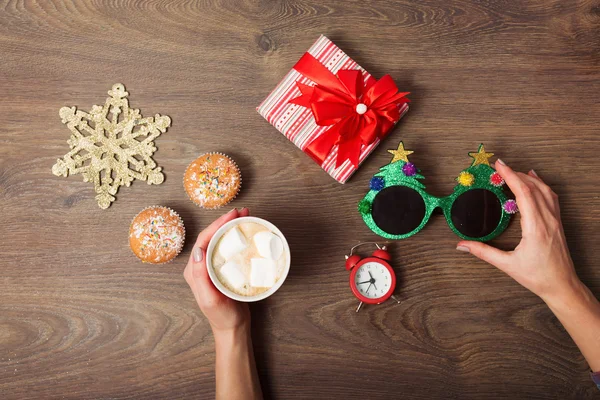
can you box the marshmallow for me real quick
[253,231,284,260]
[250,258,277,288]
[219,261,246,289]
[218,226,248,260]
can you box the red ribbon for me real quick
[289,53,409,168]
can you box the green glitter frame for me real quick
[358,145,513,242]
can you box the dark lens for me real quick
[450,189,502,238]
[372,186,426,235]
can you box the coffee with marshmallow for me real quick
[212,222,287,297]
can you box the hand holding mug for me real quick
[183,208,251,333]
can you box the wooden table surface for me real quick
[1,1,599,399]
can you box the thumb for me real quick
[184,247,219,297]
[185,247,227,309]
[457,241,511,272]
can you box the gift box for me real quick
[257,35,409,183]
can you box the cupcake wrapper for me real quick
[183,152,242,209]
[129,205,185,264]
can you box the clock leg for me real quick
[355,301,364,313]
[391,295,401,304]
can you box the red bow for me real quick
[289,53,409,168]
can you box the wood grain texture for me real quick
[0,0,599,398]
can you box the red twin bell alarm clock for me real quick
[345,242,400,312]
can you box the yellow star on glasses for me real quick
[468,144,494,166]
[388,142,414,163]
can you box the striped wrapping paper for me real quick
[257,35,409,184]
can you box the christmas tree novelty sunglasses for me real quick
[358,143,518,242]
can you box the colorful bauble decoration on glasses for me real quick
[457,171,475,187]
[358,142,518,242]
[289,53,409,168]
[490,171,505,187]
[369,176,385,191]
[503,199,519,214]
[402,162,417,177]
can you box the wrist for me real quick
[213,324,251,349]
[542,277,589,313]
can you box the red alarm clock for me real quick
[345,242,400,312]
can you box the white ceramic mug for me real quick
[206,216,291,302]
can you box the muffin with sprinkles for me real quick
[183,153,242,209]
[129,206,185,264]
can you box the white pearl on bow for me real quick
[355,103,367,115]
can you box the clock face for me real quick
[353,261,393,300]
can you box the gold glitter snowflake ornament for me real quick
[52,84,171,209]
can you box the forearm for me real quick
[544,279,600,371]
[214,325,263,400]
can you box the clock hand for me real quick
[367,271,377,290]
[365,283,372,294]
[357,280,370,285]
